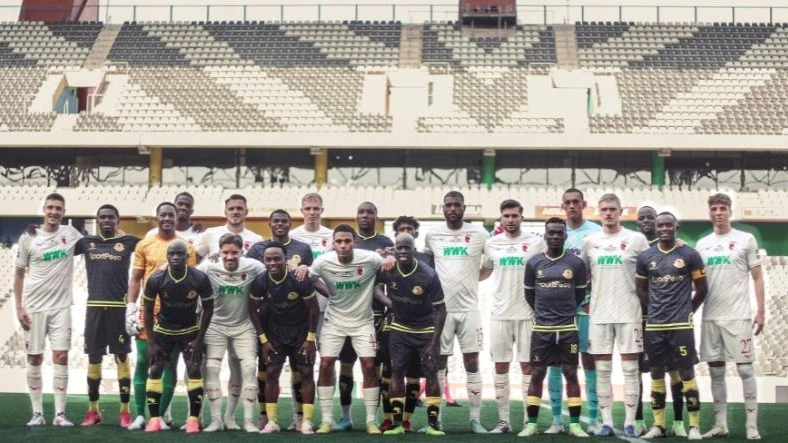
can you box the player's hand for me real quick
[381,256,396,272]
[125,303,139,336]
[421,343,439,373]
[188,338,204,365]
[16,306,31,331]
[191,222,204,234]
[262,342,277,363]
[25,224,39,237]
[299,340,316,366]
[753,312,765,336]
[294,264,309,281]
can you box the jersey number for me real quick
[740,338,752,356]
[569,343,578,354]
[634,327,643,344]
[678,345,687,356]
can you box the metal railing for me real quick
[4,4,788,26]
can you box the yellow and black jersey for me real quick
[250,269,315,328]
[143,266,213,335]
[376,260,444,334]
[525,252,587,332]
[76,234,140,307]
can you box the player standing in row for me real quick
[198,233,266,433]
[581,193,649,437]
[424,191,488,433]
[522,217,589,438]
[479,199,544,434]
[354,202,395,432]
[15,193,83,427]
[247,209,315,431]
[696,193,765,440]
[295,224,394,435]
[145,192,202,244]
[126,202,197,430]
[290,193,333,261]
[635,205,686,437]
[78,205,140,428]
[376,233,446,436]
[142,240,214,433]
[250,241,320,434]
[636,212,707,440]
[196,194,263,429]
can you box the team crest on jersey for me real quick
[649,261,658,270]
[321,239,327,247]
[562,269,573,280]
[187,290,198,299]
[674,259,685,269]
[464,234,471,243]
[244,241,251,251]
[390,281,397,290]
[61,236,67,245]
[288,254,302,268]
[522,244,529,252]
[241,273,247,281]
[537,269,544,278]
[729,241,736,250]
[287,291,299,300]
[357,266,364,276]
[114,242,125,252]
[620,241,628,251]
[89,242,96,249]
[412,285,423,296]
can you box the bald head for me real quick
[394,232,416,269]
[395,232,415,248]
[166,239,189,270]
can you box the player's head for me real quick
[96,204,120,237]
[268,209,292,239]
[156,202,177,233]
[300,192,324,227]
[394,232,416,265]
[42,192,66,227]
[655,211,678,242]
[544,217,567,252]
[561,187,586,224]
[263,241,288,275]
[356,201,378,233]
[393,215,420,239]
[166,239,189,270]
[224,194,248,227]
[333,224,356,263]
[598,193,623,229]
[636,205,657,238]
[707,193,733,230]
[219,233,243,272]
[442,191,465,224]
[499,199,523,235]
[174,192,195,223]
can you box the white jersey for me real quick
[482,231,545,320]
[290,224,333,261]
[196,225,263,257]
[696,229,761,320]
[309,249,382,330]
[16,225,82,313]
[424,222,488,313]
[198,257,265,327]
[146,226,202,245]
[581,227,649,324]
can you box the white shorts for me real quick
[204,322,257,362]
[25,307,72,355]
[490,319,533,363]
[588,322,643,355]
[440,310,484,356]
[700,319,755,364]
[319,322,376,358]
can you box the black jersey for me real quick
[143,266,214,335]
[250,269,315,328]
[636,244,705,330]
[356,233,394,256]
[76,234,140,307]
[376,260,444,334]
[247,237,314,269]
[525,252,587,332]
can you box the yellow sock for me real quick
[426,397,441,408]
[120,402,129,413]
[266,403,279,424]
[302,403,314,423]
[116,357,131,379]
[527,395,541,407]
[682,378,701,428]
[89,400,99,412]
[652,378,667,427]
[147,378,163,393]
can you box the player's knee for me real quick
[148,363,165,379]
[737,363,755,380]
[494,362,510,374]
[52,350,69,365]
[266,363,284,381]
[114,353,128,363]
[561,364,579,381]
[678,367,695,382]
[530,365,547,383]
[462,352,480,372]
[359,358,376,377]
[184,362,201,380]
[205,358,222,381]
[27,354,43,366]
[88,354,103,365]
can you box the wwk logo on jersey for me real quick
[336,280,361,290]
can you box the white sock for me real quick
[621,359,639,426]
[27,364,43,414]
[318,385,335,424]
[241,384,257,423]
[224,358,242,420]
[709,365,728,428]
[596,359,614,426]
[341,403,351,421]
[521,373,531,422]
[738,364,758,429]
[363,387,380,424]
[53,364,69,416]
[205,359,223,420]
[467,371,483,421]
[493,372,510,423]
[437,369,446,424]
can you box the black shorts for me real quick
[638,320,650,373]
[339,337,358,363]
[645,328,698,369]
[388,331,436,375]
[268,323,309,368]
[152,331,197,364]
[84,306,131,356]
[267,340,310,368]
[531,330,579,366]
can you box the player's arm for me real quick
[750,265,765,335]
[299,282,319,365]
[424,276,446,363]
[142,278,157,349]
[13,234,31,330]
[523,261,536,310]
[479,242,493,281]
[189,278,214,365]
[373,282,392,310]
[574,260,588,307]
[634,254,649,315]
[479,266,493,281]
[248,276,267,338]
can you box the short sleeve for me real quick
[746,235,762,269]
[688,248,707,280]
[308,256,325,282]
[250,274,267,300]
[423,231,434,255]
[246,243,263,263]
[196,233,210,257]
[133,240,146,270]
[142,274,158,301]
[580,237,591,268]
[198,274,214,300]
[186,244,197,266]
[481,241,493,269]
[574,258,588,288]
[301,244,314,267]
[429,274,445,305]
[635,252,648,279]
[15,233,31,268]
[74,237,86,256]
[524,257,536,289]
[196,260,209,273]
[299,277,315,299]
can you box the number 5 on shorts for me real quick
[678,345,687,356]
